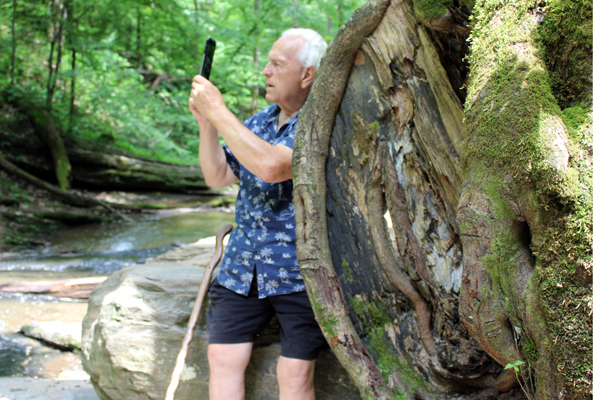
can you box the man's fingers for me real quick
[192,74,208,84]
[191,82,205,93]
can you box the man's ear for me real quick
[300,66,316,89]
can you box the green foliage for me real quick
[0,0,367,164]
[0,171,28,201]
[505,360,526,373]
[505,360,534,400]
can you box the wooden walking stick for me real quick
[165,223,233,400]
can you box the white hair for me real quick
[281,28,328,70]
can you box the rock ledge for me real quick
[82,237,360,400]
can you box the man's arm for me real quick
[189,99,239,188]
[190,76,293,184]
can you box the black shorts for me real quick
[207,272,328,361]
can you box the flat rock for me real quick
[20,321,82,350]
[0,377,98,400]
[82,237,360,400]
[0,277,107,299]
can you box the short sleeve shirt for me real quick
[218,104,303,299]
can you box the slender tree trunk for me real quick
[10,0,17,86]
[46,22,56,106]
[192,0,199,64]
[136,6,142,69]
[65,0,76,133]
[293,2,399,399]
[69,48,76,132]
[46,0,66,110]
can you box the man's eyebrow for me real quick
[269,54,288,63]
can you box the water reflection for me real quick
[0,334,27,376]
[44,209,236,253]
[0,209,236,275]
[0,248,171,275]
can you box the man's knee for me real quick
[277,357,315,390]
[208,343,252,373]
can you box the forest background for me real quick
[0,0,366,167]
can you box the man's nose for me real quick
[262,63,272,76]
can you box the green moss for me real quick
[341,258,356,284]
[522,336,539,362]
[349,295,391,329]
[538,0,593,108]
[368,326,429,396]
[322,314,339,338]
[350,112,380,166]
[465,0,593,396]
[413,0,453,21]
[309,290,338,338]
[349,296,430,395]
[562,105,593,150]
[480,175,515,221]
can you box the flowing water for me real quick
[0,207,236,378]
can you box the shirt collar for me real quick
[271,104,301,131]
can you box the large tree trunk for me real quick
[293,0,592,399]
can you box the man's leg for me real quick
[208,342,253,400]
[277,356,316,400]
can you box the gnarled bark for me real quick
[292,1,394,398]
[294,0,591,398]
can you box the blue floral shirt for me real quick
[218,104,304,298]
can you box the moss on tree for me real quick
[463,0,592,397]
[413,0,453,21]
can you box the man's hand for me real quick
[189,75,226,124]
[188,98,210,127]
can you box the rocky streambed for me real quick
[0,203,236,399]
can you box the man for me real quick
[188,29,328,400]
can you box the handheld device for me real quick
[200,37,216,80]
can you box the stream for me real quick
[0,205,236,379]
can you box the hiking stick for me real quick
[165,223,233,400]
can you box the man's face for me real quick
[262,36,306,110]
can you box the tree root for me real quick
[366,143,438,358]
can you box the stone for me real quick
[1,277,107,299]
[20,321,82,350]
[0,377,99,400]
[82,238,360,400]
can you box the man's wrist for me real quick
[198,120,217,136]
[209,107,237,132]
